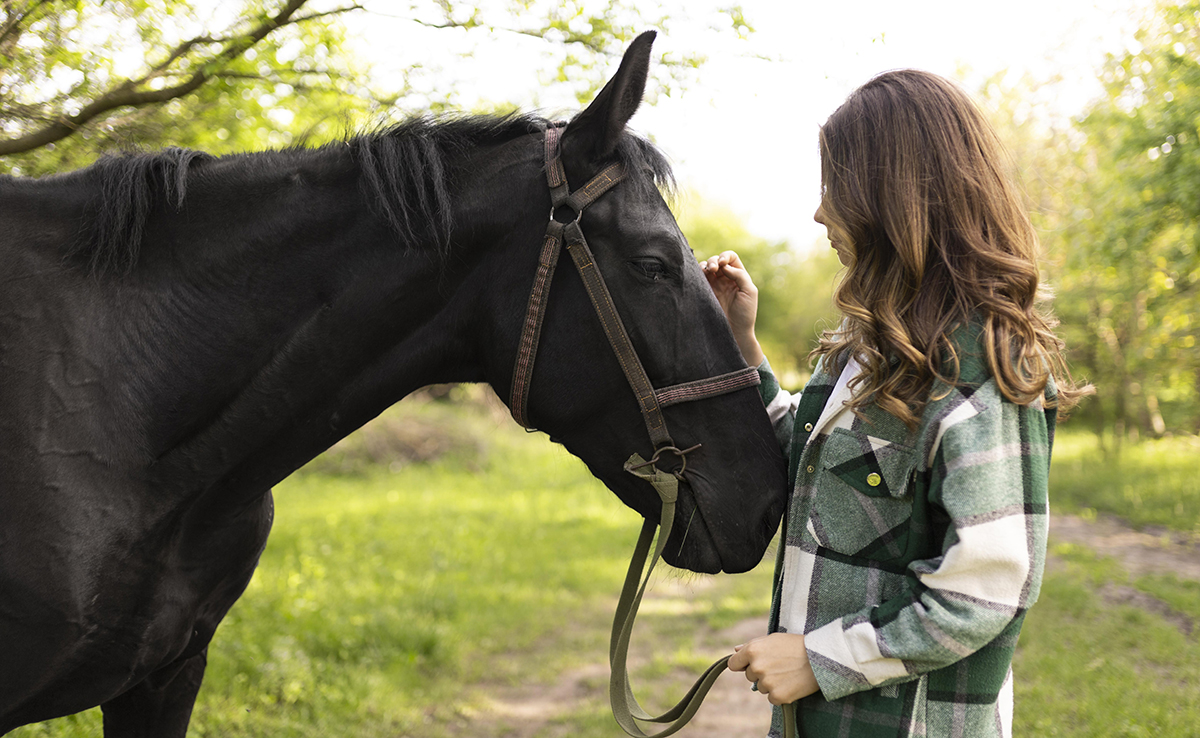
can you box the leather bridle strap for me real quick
[509,122,761,444]
[563,229,672,446]
[618,459,798,738]
[610,459,730,737]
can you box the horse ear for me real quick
[564,30,656,160]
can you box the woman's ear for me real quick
[562,30,656,162]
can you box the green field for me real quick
[11,399,1200,737]
[10,393,774,737]
[1049,431,1200,535]
[1014,544,1200,738]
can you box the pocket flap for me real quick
[821,427,917,499]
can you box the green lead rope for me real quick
[613,454,797,738]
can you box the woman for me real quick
[703,69,1089,737]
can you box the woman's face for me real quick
[814,201,853,266]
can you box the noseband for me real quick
[507,123,796,738]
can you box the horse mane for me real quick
[68,112,675,276]
[74,147,213,275]
[348,113,548,266]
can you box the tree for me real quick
[374,0,753,104]
[1064,0,1200,442]
[0,0,753,176]
[981,1,1200,445]
[0,0,372,175]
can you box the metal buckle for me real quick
[625,443,702,480]
[550,203,584,225]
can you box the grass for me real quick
[10,392,774,738]
[12,413,1200,737]
[1014,544,1200,738]
[1020,429,1200,736]
[1049,429,1200,535]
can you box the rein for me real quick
[509,122,795,738]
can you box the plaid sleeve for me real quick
[803,381,1051,701]
[756,358,800,455]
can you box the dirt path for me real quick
[469,513,1200,738]
[1049,513,1200,581]
[478,610,774,738]
[1049,513,1200,638]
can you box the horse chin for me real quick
[659,469,778,575]
[661,506,723,575]
[660,481,733,575]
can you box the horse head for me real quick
[479,33,788,574]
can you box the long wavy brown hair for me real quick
[814,69,1091,427]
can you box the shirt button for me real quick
[806,465,815,474]
[804,423,814,432]
[866,472,882,487]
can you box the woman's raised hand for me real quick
[701,251,765,366]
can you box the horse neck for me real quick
[121,146,499,496]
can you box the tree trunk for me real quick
[1145,392,1166,438]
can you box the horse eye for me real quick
[628,258,668,281]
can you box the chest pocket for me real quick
[810,427,918,562]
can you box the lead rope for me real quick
[617,457,798,738]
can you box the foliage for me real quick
[1048,430,1200,535]
[677,193,843,381]
[0,0,375,175]
[0,0,754,177]
[1068,0,1200,442]
[981,1,1200,443]
[380,0,754,104]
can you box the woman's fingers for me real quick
[701,250,744,273]
[701,250,763,366]
[728,648,748,672]
[719,263,756,295]
[702,252,755,291]
[728,633,820,704]
[766,685,791,706]
[718,250,744,270]
[727,636,762,673]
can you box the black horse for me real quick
[0,33,786,736]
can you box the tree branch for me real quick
[282,4,364,28]
[137,35,228,84]
[0,0,362,155]
[127,4,361,89]
[0,0,51,50]
[405,16,611,56]
[213,67,356,83]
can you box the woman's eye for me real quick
[629,259,668,281]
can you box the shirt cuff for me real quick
[756,357,780,407]
[804,616,910,701]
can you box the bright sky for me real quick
[345,0,1155,251]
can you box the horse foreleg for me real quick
[100,649,207,738]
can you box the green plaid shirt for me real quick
[757,331,1056,738]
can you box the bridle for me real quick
[508,121,797,738]
[509,121,761,460]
